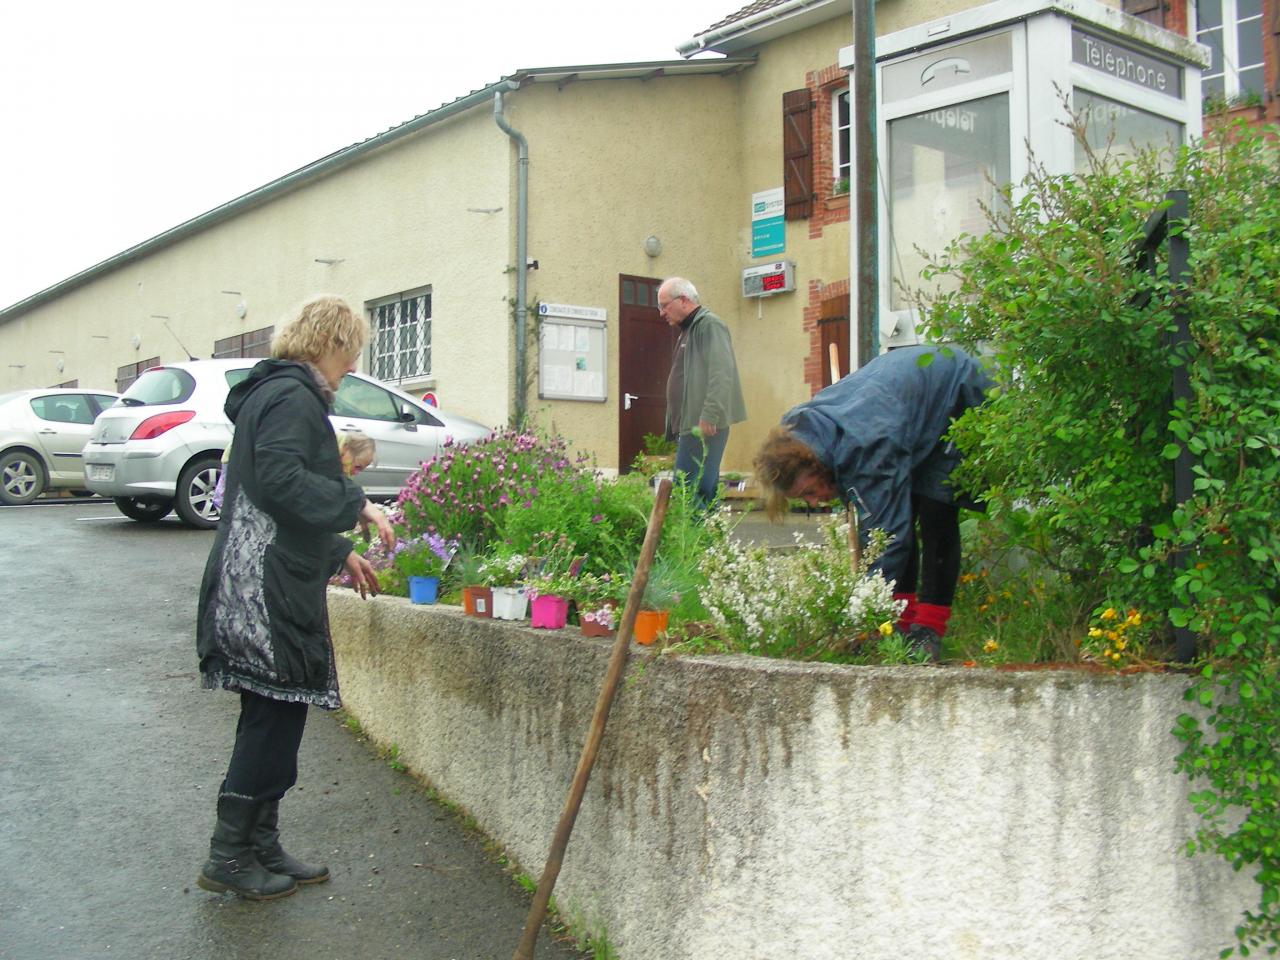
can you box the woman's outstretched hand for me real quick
[359,500,396,551]
[344,550,380,599]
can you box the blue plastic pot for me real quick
[408,575,439,605]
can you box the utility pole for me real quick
[853,0,879,368]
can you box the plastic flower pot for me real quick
[408,575,439,605]
[633,609,669,646]
[491,586,528,620]
[579,601,617,637]
[463,585,493,618]
[530,594,569,629]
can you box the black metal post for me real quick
[1136,189,1195,661]
[1164,190,1197,662]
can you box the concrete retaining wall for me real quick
[328,590,1254,960]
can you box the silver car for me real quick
[0,388,120,505]
[83,358,491,529]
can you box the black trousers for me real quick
[895,495,962,606]
[221,690,309,803]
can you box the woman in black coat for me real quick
[195,296,393,900]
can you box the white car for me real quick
[0,388,120,505]
[82,359,491,528]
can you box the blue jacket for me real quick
[781,344,989,578]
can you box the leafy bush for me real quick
[915,120,1280,956]
[396,429,579,547]
[696,512,903,660]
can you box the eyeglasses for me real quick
[657,295,683,313]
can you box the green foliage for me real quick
[642,432,676,457]
[914,120,1280,954]
[693,512,903,661]
[497,469,651,578]
[396,428,580,547]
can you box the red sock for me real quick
[894,592,917,632]
[914,603,952,637]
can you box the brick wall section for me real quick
[803,277,850,396]
[799,64,853,397]
[805,64,853,240]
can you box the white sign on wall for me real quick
[536,302,607,402]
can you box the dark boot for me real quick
[905,624,943,663]
[252,800,330,885]
[197,795,298,900]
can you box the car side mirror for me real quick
[399,405,418,429]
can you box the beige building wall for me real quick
[503,75,745,468]
[724,16,853,475]
[1,109,515,430]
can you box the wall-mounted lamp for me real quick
[55,358,65,373]
[643,235,662,258]
[314,258,345,265]
[131,334,142,350]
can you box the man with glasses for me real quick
[657,277,747,507]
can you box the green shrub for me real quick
[915,120,1280,956]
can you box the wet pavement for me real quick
[0,499,586,960]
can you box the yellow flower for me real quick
[983,639,999,653]
[1101,608,1117,621]
[878,621,894,637]
[1116,639,1127,650]
[1126,612,1142,626]
[1088,627,1103,638]
[1110,651,1121,661]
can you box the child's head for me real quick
[337,430,376,477]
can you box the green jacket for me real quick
[665,306,747,436]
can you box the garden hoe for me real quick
[512,478,673,960]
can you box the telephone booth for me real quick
[847,0,1209,347]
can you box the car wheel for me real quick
[0,450,45,506]
[175,455,222,529]
[113,496,174,523]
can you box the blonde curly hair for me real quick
[753,425,834,520]
[271,296,366,364]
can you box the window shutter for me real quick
[783,88,814,221]
[1120,0,1161,25]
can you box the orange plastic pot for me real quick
[462,585,492,618]
[633,609,669,646]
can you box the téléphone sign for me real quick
[1072,28,1182,98]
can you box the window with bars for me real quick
[1197,0,1264,102]
[116,357,161,393]
[212,325,274,359]
[369,288,431,382]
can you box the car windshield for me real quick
[119,368,196,406]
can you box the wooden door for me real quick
[617,275,672,472]
[818,292,850,388]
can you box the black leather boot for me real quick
[252,799,330,885]
[197,795,298,900]
[905,624,943,663]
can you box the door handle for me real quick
[39,428,57,434]
[623,393,638,411]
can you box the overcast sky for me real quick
[0,0,743,311]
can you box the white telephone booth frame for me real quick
[845,0,1210,349]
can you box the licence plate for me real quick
[88,465,114,482]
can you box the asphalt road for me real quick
[0,499,586,960]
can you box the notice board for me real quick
[537,309,607,402]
